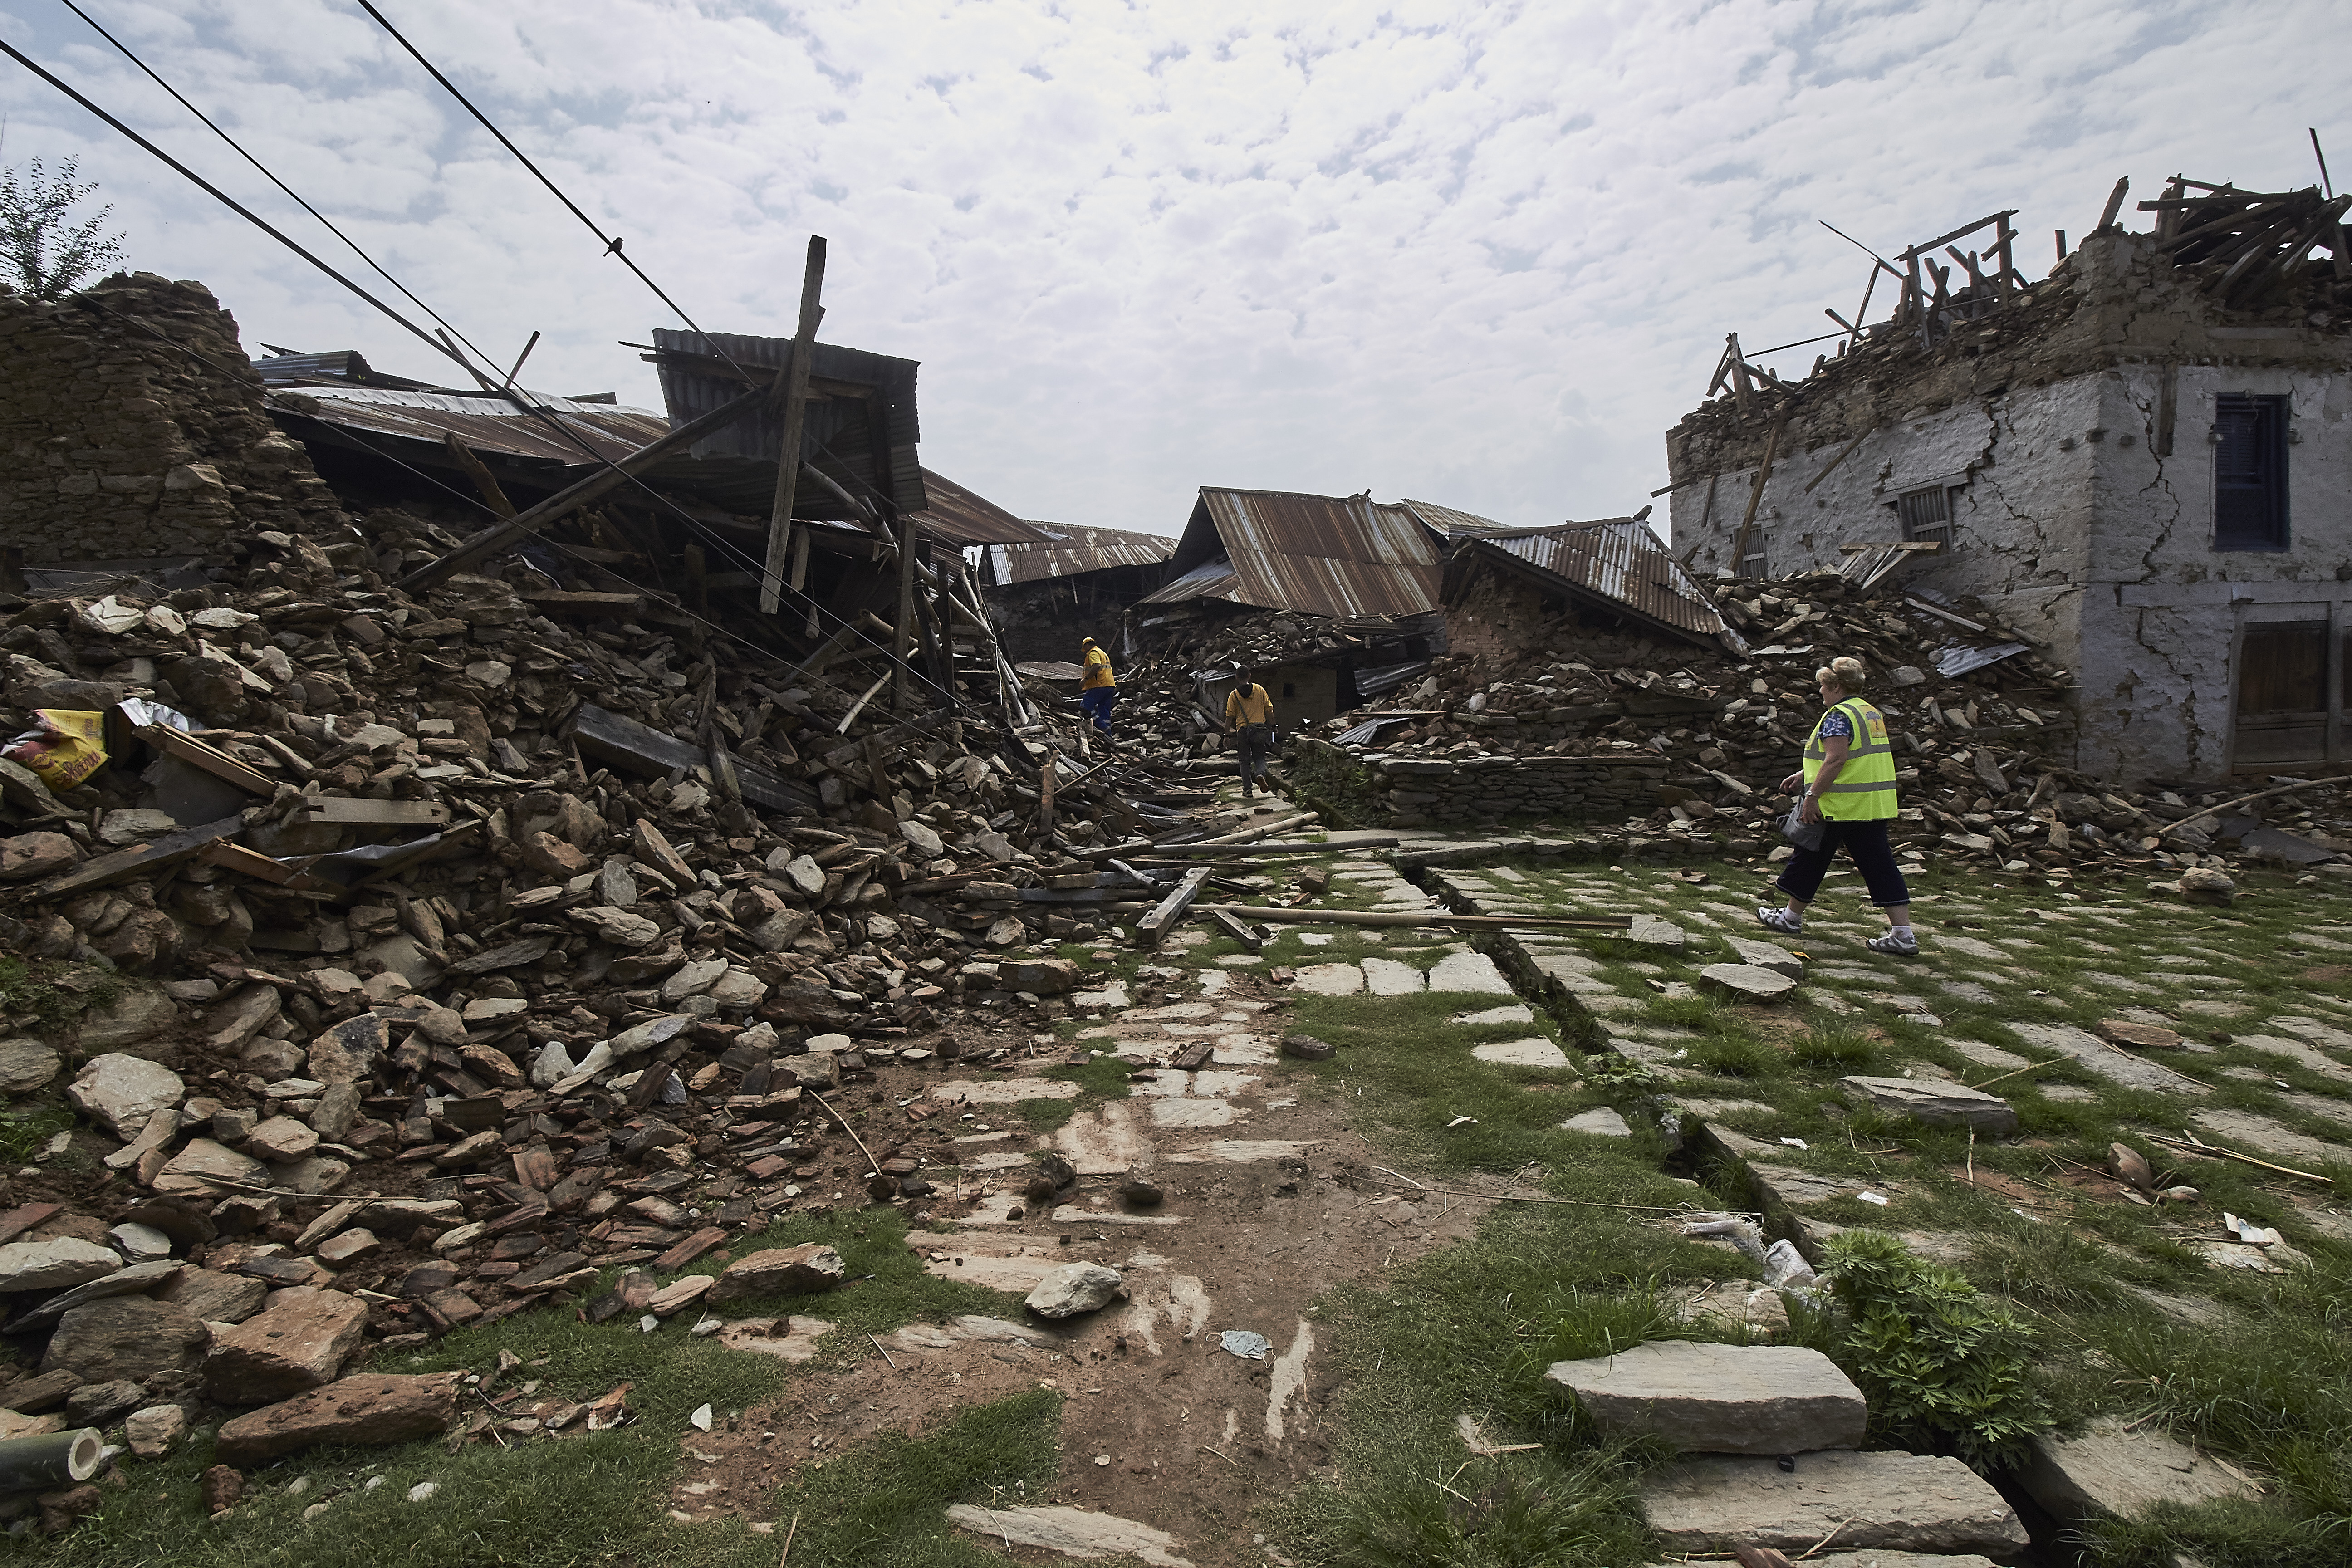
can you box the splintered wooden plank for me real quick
[142,726,278,796]
[34,814,249,899]
[1135,865,1214,950]
[297,798,453,827]
[521,590,644,616]
[569,703,819,813]
[199,841,343,897]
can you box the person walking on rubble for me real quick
[1758,655,1918,956]
[1225,667,1276,799]
[1078,637,1118,737]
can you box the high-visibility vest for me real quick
[1081,647,1116,689]
[1803,697,1898,820]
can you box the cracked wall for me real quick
[1665,230,2352,783]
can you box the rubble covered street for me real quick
[0,170,2350,1568]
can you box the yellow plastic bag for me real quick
[2,710,108,791]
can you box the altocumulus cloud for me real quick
[0,0,2342,534]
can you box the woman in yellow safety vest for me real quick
[1079,637,1117,736]
[1757,656,1918,956]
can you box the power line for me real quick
[57,0,516,387]
[353,0,749,378]
[0,33,462,367]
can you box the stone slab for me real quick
[1425,951,1514,995]
[2188,1108,2346,1171]
[1559,1108,1633,1137]
[1724,936,1804,979]
[1360,958,1425,995]
[1641,1450,2029,1558]
[2019,1416,2259,1521]
[1841,1076,2018,1134]
[1699,963,1798,1003]
[2010,1021,2210,1096]
[1547,1341,1863,1455]
[1471,1038,1570,1070]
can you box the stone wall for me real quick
[1295,736,1671,826]
[0,274,344,564]
[1664,231,2352,783]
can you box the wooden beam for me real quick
[895,509,917,712]
[1202,904,1631,931]
[568,702,819,813]
[1726,402,1790,575]
[1135,866,1214,949]
[34,814,247,899]
[397,380,774,593]
[761,235,828,615]
[143,726,275,796]
[441,430,517,519]
[297,798,452,828]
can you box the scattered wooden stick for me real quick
[867,1333,901,1372]
[1204,904,1628,931]
[1200,1444,1241,1468]
[779,1510,799,1564]
[2146,1132,2331,1183]
[1965,1057,2056,1091]
[804,1088,880,1176]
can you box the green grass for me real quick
[0,954,118,1032]
[1013,1051,1134,1134]
[20,1210,1026,1567]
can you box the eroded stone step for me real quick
[1640,1450,2029,1559]
[1545,1340,1864,1455]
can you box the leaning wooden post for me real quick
[761,235,828,615]
[894,509,917,712]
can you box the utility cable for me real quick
[0,33,465,368]
[56,0,519,392]
[353,0,750,381]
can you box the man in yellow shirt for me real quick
[1078,637,1117,736]
[1223,667,1275,799]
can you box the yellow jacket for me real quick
[1081,646,1116,690]
[1225,684,1273,728]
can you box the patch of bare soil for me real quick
[672,1029,1490,1565]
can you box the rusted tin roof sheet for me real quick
[1455,520,1726,647]
[647,330,926,516]
[906,470,1049,546]
[1402,498,1515,537]
[269,383,671,468]
[989,524,1177,583]
[1139,489,1446,620]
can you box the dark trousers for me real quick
[1080,686,1116,733]
[1775,818,1911,908]
[1236,723,1271,788]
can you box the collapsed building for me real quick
[977,523,1176,666]
[1665,182,2352,783]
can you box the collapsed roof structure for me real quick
[1665,175,2352,783]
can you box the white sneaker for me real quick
[1867,929,1919,957]
[1756,906,1803,935]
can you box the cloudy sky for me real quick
[1,0,2344,536]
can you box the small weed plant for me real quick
[1798,1229,2053,1470]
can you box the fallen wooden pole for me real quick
[1203,904,1629,931]
[760,235,826,615]
[2158,776,2350,843]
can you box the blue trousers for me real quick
[1080,686,1117,733]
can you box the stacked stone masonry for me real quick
[0,273,345,564]
[1352,747,1670,826]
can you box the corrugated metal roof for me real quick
[1402,498,1515,536]
[988,524,1177,583]
[253,349,442,391]
[906,469,1049,546]
[648,330,926,516]
[1138,488,1446,620]
[270,383,673,468]
[1456,520,1728,647]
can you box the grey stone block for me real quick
[1545,1340,1864,1455]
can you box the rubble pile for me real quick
[0,509,1214,1490]
[1303,568,2352,874]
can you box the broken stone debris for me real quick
[1023,1261,1123,1318]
